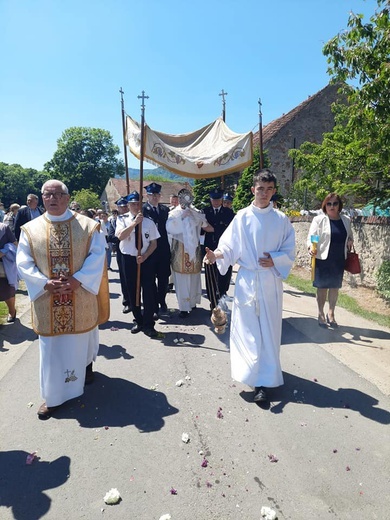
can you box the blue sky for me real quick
[0,0,378,171]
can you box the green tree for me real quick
[44,127,124,195]
[0,162,49,208]
[233,147,271,212]
[290,0,390,206]
[70,188,102,210]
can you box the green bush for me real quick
[376,260,390,301]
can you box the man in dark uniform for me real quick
[108,197,132,313]
[142,182,171,314]
[115,191,162,338]
[203,188,235,309]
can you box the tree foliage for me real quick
[44,127,124,195]
[70,188,102,211]
[290,0,390,207]
[0,162,49,208]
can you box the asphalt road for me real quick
[0,260,389,520]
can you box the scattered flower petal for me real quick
[173,339,179,344]
[159,515,172,520]
[170,487,177,495]
[103,488,121,505]
[206,481,212,488]
[268,454,279,463]
[179,338,185,343]
[261,505,278,519]
[27,402,34,408]
[201,458,208,468]
[26,452,37,465]
[333,449,338,453]
[185,375,191,380]
[217,407,224,419]
[110,326,119,331]
[150,384,158,390]
[181,432,190,443]
[346,466,351,471]
[313,378,318,382]
[175,379,184,387]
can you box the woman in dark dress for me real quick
[307,193,353,328]
[0,223,18,322]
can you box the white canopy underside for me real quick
[126,115,253,178]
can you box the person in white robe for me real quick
[204,169,295,403]
[166,189,210,318]
[16,179,109,419]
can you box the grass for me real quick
[0,301,8,323]
[286,272,390,329]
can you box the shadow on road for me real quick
[50,373,179,432]
[0,320,37,352]
[0,450,70,520]
[268,372,390,424]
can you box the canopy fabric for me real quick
[126,115,253,178]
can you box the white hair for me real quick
[41,179,69,194]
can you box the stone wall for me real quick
[291,216,390,288]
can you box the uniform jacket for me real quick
[307,213,353,260]
[143,202,170,255]
[203,205,234,250]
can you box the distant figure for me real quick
[0,222,18,323]
[204,169,295,404]
[14,194,44,240]
[17,179,109,419]
[70,201,81,212]
[3,203,20,235]
[222,193,234,210]
[169,194,179,210]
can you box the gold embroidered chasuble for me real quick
[171,239,202,274]
[22,213,109,336]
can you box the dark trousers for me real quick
[122,254,156,330]
[205,263,233,309]
[116,248,130,307]
[150,252,171,310]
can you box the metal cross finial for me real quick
[258,97,262,117]
[219,89,228,122]
[138,90,149,109]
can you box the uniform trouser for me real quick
[205,263,233,309]
[150,251,171,309]
[122,254,156,330]
[116,248,130,307]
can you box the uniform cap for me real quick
[209,189,224,200]
[145,182,162,194]
[223,193,233,201]
[126,191,140,202]
[115,197,129,207]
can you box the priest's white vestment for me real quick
[17,210,107,407]
[216,202,295,387]
[166,206,208,312]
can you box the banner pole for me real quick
[219,89,228,190]
[135,90,149,306]
[119,87,130,193]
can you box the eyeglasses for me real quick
[326,201,339,207]
[42,192,67,200]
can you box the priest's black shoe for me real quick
[131,323,143,334]
[253,387,268,402]
[179,311,190,318]
[122,305,131,314]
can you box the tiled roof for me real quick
[253,84,339,146]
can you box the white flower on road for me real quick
[261,505,277,519]
[103,488,121,505]
[159,515,171,520]
[182,432,190,443]
[175,379,184,387]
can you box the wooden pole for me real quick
[258,98,264,169]
[119,87,130,193]
[135,90,149,306]
[219,89,228,190]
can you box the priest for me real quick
[204,169,295,403]
[16,179,109,419]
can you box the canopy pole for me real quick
[219,89,228,190]
[258,98,264,169]
[135,90,149,306]
[119,87,130,193]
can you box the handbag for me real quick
[345,246,361,274]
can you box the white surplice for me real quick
[166,206,208,312]
[216,202,295,388]
[17,209,106,407]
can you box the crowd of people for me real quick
[0,169,354,418]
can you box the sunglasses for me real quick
[326,201,339,207]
